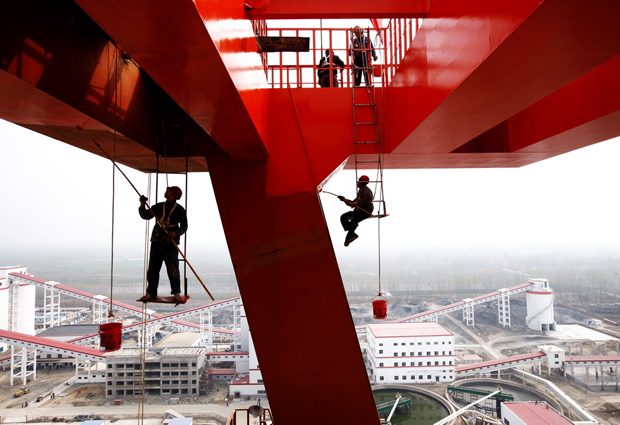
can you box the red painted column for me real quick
[205,90,378,423]
[207,155,379,425]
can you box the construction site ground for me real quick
[0,368,256,424]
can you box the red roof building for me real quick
[501,402,573,425]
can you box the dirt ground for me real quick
[0,367,74,409]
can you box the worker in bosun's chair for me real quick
[339,175,374,246]
[138,186,187,303]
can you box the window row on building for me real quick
[377,350,453,356]
[377,360,453,367]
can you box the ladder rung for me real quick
[354,103,375,107]
[356,160,380,164]
[355,141,380,145]
[355,122,377,125]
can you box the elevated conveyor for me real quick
[356,282,535,335]
[395,282,534,323]
[456,351,546,377]
[0,329,107,363]
[9,273,238,335]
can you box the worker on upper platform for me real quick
[138,186,187,303]
[339,176,374,246]
[349,26,378,87]
[318,50,345,87]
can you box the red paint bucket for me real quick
[99,322,122,352]
[373,66,383,77]
[372,295,388,320]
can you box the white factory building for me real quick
[367,322,456,384]
[0,266,36,353]
[228,305,266,398]
[525,278,556,332]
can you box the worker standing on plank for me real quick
[138,186,187,303]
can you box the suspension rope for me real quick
[377,23,386,296]
[138,305,148,424]
[183,140,189,296]
[108,45,120,319]
[137,174,151,425]
[160,93,169,188]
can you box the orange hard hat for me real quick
[167,186,183,199]
[358,175,370,184]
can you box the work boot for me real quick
[173,293,184,303]
[138,293,156,302]
[344,232,358,247]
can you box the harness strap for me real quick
[160,202,178,230]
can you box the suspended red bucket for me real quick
[373,66,383,78]
[99,322,122,352]
[372,294,388,320]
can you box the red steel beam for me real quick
[0,0,220,172]
[386,0,620,156]
[74,0,268,159]
[510,54,620,154]
[246,0,430,19]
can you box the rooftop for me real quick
[38,325,100,337]
[154,332,201,348]
[459,354,483,362]
[367,322,453,338]
[503,401,573,425]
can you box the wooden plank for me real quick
[257,36,309,52]
[137,295,190,306]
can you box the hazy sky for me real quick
[2,118,620,265]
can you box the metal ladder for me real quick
[351,27,387,218]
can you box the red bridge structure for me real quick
[2,1,620,424]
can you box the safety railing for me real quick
[255,19,422,88]
[383,18,422,83]
[263,27,379,88]
[227,406,274,425]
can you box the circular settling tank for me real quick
[373,387,451,425]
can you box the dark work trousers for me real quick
[353,54,371,86]
[146,242,181,295]
[353,68,371,87]
[340,210,371,238]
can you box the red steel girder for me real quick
[74,0,268,159]
[0,0,221,172]
[510,54,620,154]
[386,0,620,156]
[246,0,430,19]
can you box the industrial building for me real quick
[367,322,456,384]
[228,306,267,398]
[105,346,207,398]
[501,401,573,425]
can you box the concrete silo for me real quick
[526,278,556,331]
[0,266,36,352]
